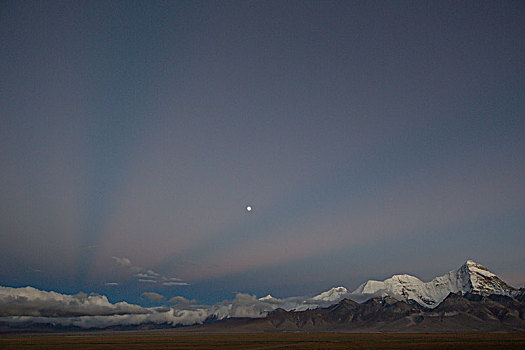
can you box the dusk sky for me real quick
[1,1,524,306]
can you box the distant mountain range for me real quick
[315,260,519,308]
[1,260,524,332]
[191,291,525,333]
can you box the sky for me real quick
[1,1,524,306]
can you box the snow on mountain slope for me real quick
[465,261,515,295]
[258,294,277,301]
[312,286,349,302]
[351,260,516,308]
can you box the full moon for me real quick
[246,205,252,212]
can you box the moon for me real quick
[246,205,252,212]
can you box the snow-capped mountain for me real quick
[311,286,349,302]
[351,260,516,308]
[258,294,277,301]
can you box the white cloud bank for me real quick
[0,285,369,329]
[0,286,147,317]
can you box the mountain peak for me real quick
[259,294,277,301]
[459,260,514,296]
[312,286,349,302]
[461,260,496,280]
[463,260,489,271]
[389,274,423,283]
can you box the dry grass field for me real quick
[1,332,525,349]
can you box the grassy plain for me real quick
[1,332,524,349]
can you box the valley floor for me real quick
[1,332,524,349]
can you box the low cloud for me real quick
[0,285,363,329]
[141,292,164,302]
[0,286,147,318]
[112,257,189,287]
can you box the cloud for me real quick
[0,286,147,318]
[0,285,365,329]
[168,296,196,304]
[141,292,164,302]
[112,257,132,268]
[162,281,189,286]
[104,282,119,286]
[0,285,212,328]
[0,308,211,329]
[112,256,189,286]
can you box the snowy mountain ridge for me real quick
[350,260,516,308]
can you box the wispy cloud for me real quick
[112,257,189,286]
[163,281,189,286]
[113,257,132,268]
[104,282,119,286]
[168,296,196,304]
